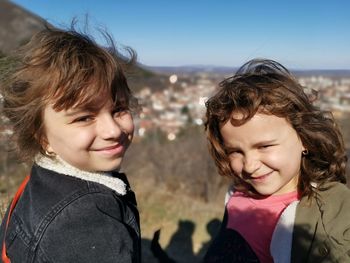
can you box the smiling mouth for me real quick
[250,171,273,182]
[98,144,121,150]
[93,143,126,156]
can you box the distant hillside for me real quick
[148,65,350,77]
[0,0,164,91]
[292,69,350,78]
[148,65,237,75]
[0,0,46,55]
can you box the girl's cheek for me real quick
[229,157,243,176]
[118,113,134,134]
[126,116,135,133]
[262,152,281,168]
[72,129,95,146]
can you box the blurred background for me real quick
[1,0,350,262]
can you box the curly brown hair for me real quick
[205,59,347,197]
[1,23,138,162]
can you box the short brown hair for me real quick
[205,59,347,197]
[1,24,138,161]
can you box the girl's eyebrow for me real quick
[64,108,92,117]
[64,105,103,117]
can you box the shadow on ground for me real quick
[142,218,221,263]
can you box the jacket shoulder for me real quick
[292,182,350,263]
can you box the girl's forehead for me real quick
[73,96,115,112]
[229,107,278,121]
[224,111,290,129]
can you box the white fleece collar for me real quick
[35,154,127,195]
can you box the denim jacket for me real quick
[0,162,141,263]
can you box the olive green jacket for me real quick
[292,182,350,262]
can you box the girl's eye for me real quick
[259,144,274,150]
[73,115,94,123]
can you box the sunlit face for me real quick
[42,99,134,172]
[220,112,305,196]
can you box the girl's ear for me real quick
[41,138,56,157]
[301,144,309,156]
[46,144,56,155]
[35,131,55,155]
[302,144,306,152]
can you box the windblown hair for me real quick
[0,23,138,161]
[205,59,347,197]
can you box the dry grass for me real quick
[135,182,224,247]
[131,176,225,262]
[0,194,10,219]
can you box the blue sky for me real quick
[11,0,350,69]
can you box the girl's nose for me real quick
[97,115,122,140]
[243,153,261,174]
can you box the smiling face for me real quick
[42,99,134,172]
[220,112,305,196]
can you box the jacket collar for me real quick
[34,154,127,195]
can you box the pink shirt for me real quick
[226,191,299,263]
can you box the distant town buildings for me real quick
[299,76,350,118]
[134,73,350,140]
[134,73,217,140]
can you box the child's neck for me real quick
[34,154,127,195]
